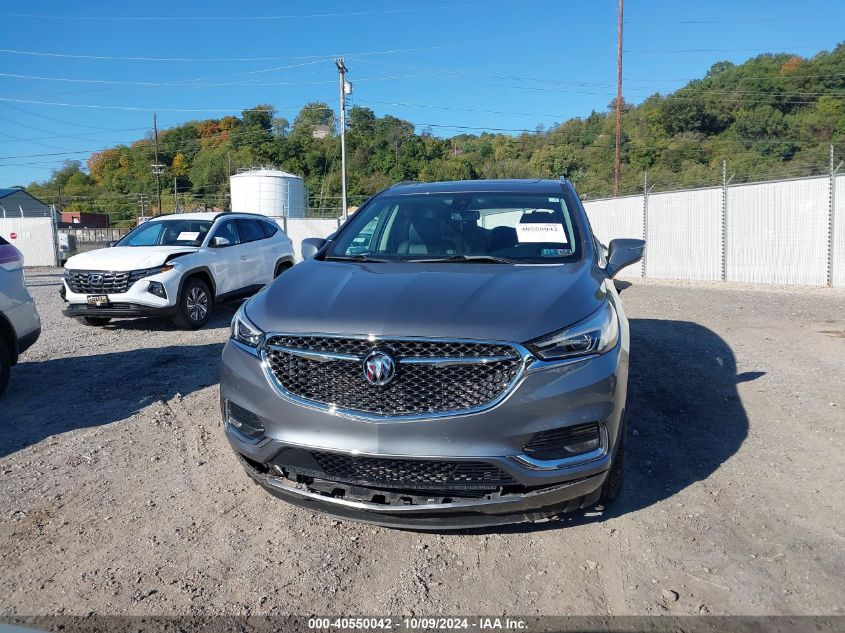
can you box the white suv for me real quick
[61,212,294,329]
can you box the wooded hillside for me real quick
[25,44,845,225]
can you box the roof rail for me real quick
[389,180,419,188]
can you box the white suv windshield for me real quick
[327,192,580,263]
[118,219,213,247]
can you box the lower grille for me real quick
[65,302,135,314]
[310,451,516,491]
[263,335,524,418]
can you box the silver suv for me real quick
[0,236,41,395]
[220,179,644,528]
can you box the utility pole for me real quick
[614,0,624,196]
[174,176,178,212]
[336,58,350,221]
[151,113,164,216]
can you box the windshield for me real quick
[326,192,580,263]
[117,219,213,247]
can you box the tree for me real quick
[242,104,275,131]
[23,42,845,217]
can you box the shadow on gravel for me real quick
[0,343,224,458]
[455,318,751,535]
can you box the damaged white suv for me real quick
[62,212,294,329]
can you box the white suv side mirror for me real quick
[211,236,231,248]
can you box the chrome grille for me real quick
[65,269,153,294]
[263,335,524,418]
[311,451,516,490]
[66,270,131,294]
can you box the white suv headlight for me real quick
[231,302,264,348]
[527,301,619,360]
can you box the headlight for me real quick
[527,301,619,360]
[231,302,264,348]
[129,265,174,282]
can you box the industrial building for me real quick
[58,211,111,228]
[0,188,52,219]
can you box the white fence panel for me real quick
[834,174,845,287]
[647,187,723,281]
[0,217,57,267]
[282,218,340,261]
[727,177,829,285]
[583,195,644,279]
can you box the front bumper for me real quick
[238,454,606,529]
[61,269,180,319]
[4,298,41,362]
[220,337,628,529]
[62,303,176,318]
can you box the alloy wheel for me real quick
[186,287,208,322]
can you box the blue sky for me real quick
[0,0,843,186]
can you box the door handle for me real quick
[240,256,248,261]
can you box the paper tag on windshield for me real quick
[516,223,568,244]
[177,232,200,241]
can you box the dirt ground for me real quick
[1,268,843,617]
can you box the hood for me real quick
[247,259,607,343]
[65,246,199,271]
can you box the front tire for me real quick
[172,277,213,330]
[79,316,111,327]
[0,337,10,396]
[600,414,626,503]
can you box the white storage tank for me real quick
[230,168,307,218]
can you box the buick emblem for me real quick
[88,274,103,284]
[363,350,396,386]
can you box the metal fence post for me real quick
[722,160,728,282]
[642,172,649,278]
[829,145,839,287]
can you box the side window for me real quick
[211,220,242,246]
[261,221,279,238]
[236,219,266,243]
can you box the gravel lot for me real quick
[1,268,843,617]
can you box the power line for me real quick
[0,36,518,66]
[0,49,332,63]
[0,1,526,21]
[624,14,844,25]
[0,96,332,113]
[624,45,826,53]
[0,101,116,130]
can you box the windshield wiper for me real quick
[324,254,392,263]
[406,254,513,264]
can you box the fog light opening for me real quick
[147,281,167,299]
[523,422,603,461]
[226,400,265,439]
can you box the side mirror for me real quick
[211,236,230,248]
[301,237,327,259]
[606,238,645,278]
[107,240,117,248]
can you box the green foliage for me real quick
[24,44,845,223]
